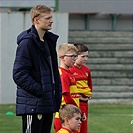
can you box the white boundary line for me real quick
[89,114,133,116]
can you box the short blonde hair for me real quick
[30,4,53,24]
[59,104,81,124]
[58,43,78,57]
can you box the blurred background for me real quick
[0,1,132,133]
[0,0,132,105]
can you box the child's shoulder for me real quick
[59,67,73,77]
[70,65,90,71]
[82,65,90,70]
[57,127,71,133]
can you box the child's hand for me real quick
[88,96,91,100]
[81,113,87,121]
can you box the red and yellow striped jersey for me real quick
[55,67,79,118]
[69,65,92,98]
[57,127,71,133]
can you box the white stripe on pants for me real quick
[25,115,32,133]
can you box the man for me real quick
[13,4,62,133]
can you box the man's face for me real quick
[37,12,53,31]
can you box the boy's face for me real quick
[63,51,77,68]
[76,51,89,66]
[67,113,81,132]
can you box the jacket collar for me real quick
[30,25,59,43]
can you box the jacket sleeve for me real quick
[13,39,43,97]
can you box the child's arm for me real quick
[88,70,93,92]
[63,92,78,107]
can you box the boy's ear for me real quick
[64,117,69,123]
[60,56,64,59]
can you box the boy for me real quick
[54,43,80,132]
[57,104,82,133]
[69,43,93,133]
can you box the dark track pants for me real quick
[22,113,53,133]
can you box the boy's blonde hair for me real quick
[30,4,53,24]
[58,43,78,57]
[59,104,81,124]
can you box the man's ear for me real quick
[33,17,39,24]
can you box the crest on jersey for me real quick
[85,72,88,76]
[37,114,42,120]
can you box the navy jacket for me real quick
[13,25,62,115]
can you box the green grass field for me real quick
[0,104,133,133]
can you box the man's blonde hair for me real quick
[30,4,53,24]
[59,104,81,124]
[58,43,78,57]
